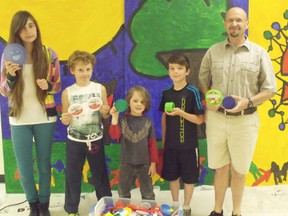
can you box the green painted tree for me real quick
[130,0,227,77]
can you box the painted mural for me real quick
[0,0,287,193]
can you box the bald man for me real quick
[198,7,277,216]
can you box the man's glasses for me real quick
[225,18,246,24]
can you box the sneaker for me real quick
[68,213,80,216]
[183,208,191,216]
[209,210,223,216]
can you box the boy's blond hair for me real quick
[67,50,96,70]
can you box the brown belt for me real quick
[217,107,257,116]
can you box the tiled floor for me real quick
[0,183,288,216]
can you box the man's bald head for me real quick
[225,7,248,21]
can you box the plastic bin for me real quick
[92,196,180,216]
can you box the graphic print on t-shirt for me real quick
[179,96,186,143]
[68,90,103,142]
[121,119,151,143]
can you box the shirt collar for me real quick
[225,35,250,51]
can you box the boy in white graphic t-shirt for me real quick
[61,50,112,216]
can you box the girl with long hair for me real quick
[0,11,61,216]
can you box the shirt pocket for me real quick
[240,63,260,85]
[211,61,224,84]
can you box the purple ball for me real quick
[223,96,236,109]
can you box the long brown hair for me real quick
[7,11,48,117]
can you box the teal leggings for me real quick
[10,122,56,203]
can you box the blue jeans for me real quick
[10,122,56,203]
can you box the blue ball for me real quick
[222,96,236,109]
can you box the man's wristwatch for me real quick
[247,98,253,108]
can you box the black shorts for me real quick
[161,148,199,184]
